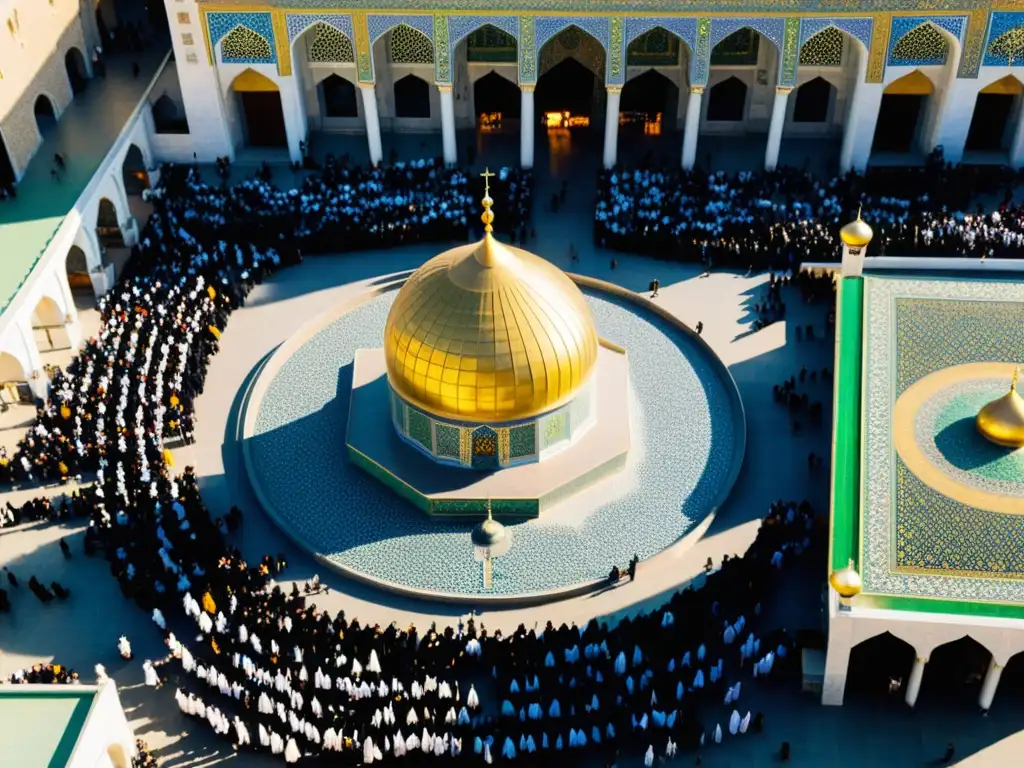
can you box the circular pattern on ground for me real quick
[893,362,1024,515]
[242,284,744,599]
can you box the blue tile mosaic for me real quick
[248,290,741,597]
[534,16,610,55]
[887,15,966,67]
[623,18,698,53]
[983,12,1024,67]
[798,17,873,52]
[368,14,434,44]
[447,15,519,47]
[285,13,352,44]
[710,18,786,54]
[207,12,276,65]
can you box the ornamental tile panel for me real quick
[779,17,801,85]
[534,16,610,54]
[957,8,987,76]
[799,17,873,51]
[195,1,1003,12]
[624,17,698,51]
[887,15,965,67]
[368,13,433,44]
[285,12,352,43]
[710,17,786,53]
[509,423,536,459]
[861,275,1024,604]
[436,423,460,459]
[307,23,355,63]
[208,12,276,64]
[434,13,450,83]
[692,18,711,85]
[448,15,519,47]
[519,15,536,82]
[608,17,625,85]
[984,12,1024,67]
[388,23,434,63]
[799,25,845,67]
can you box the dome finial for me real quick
[480,168,496,234]
[976,364,1024,448]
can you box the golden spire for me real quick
[840,204,873,247]
[480,168,495,234]
[977,364,1024,448]
[473,168,503,267]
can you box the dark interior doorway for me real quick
[320,75,358,118]
[34,95,57,135]
[706,77,747,122]
[65,49,89,95]
[121,144,149,196]
[394,75,430,118]
[240,91,287,147]
[536,58,598,117]
[965,94,1016,152]
[96,198,124,249]
[621,69,679,123]
[0,133,14,191]
[873,94,924,153]
[473,71,521,118]
[845,632,915,702]
[793,77,832,123]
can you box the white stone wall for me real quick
[783,40,861,138]
[371,35,441,133]
[0,7,87,178]
[703,35,780,134]
[462,63,519,129]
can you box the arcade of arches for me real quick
[206,18,1024,171]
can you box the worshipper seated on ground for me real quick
[4,158,824,764]
[594,158,1024,268]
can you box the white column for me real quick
[279,75,309,166]
[905,656,927,708]
[1011,107,1024,168]
[979,657,1004,711]
[932,78,981,165]
[17,318,49,401]
[765,86,792,171]
[520,85,535,169]
[438,85,457,166]
[54,268,83,352]
[603,86,622,169]
[840,50,883,173]
[682,86,703,170]
[822,603,853,706]
[360,84,384,166]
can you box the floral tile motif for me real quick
[798,17,873,51]
[862,275,1024,604]
[248,289,742,597]
[208,12,276,64]
[285,12,352,43]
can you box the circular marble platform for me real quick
[241,280,745,602]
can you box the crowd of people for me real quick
[0,157,820,764]
[7,661,80,684]
[595,157,1024,268]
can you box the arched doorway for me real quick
[920,637,990,708]
[66,245,93,293]
[0,351,32,411]
[792,77,834,123]
[151,93,188,134]
[393,74,430,118]
[535,25,606,125]
[96,197,123,249]
[471,426,499,471]
[845,632,916,702]
[706,76,747,122]
[229,69,287,148]
[621,69,680,131]
[121,144,149,195]
[319,74,358,118]
[65,48,89,94]
[34,95,57,136]
[473,71,521,123]
[32,296,69,352]
[0,131,14,193]
[873,70,933,154]
[965,75,1023,153]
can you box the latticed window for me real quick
[711,29,760,66]
[800,27,844,67]
[389,24,433,64]
[309,23,354,63]
[627,27,680,67]
[891,24,948,66]
[989,27,1024,66]
[466,24,517,62]
[221,25,272,62]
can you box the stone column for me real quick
[603,86,622,169]
[520,85,535,169]
[682,86,703,170]
[840,51,883,173]
[17,318,49,401]
[438,85,457,166]
[905,656,928,708]
[279,75,309,166]
[360,84,384,166]
[1011,108,1024,169]
[765,86,791,171]
[979,657,1003,712]
[54,266,83,352]
[932,78,982,165]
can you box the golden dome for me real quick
[829,560,862,599]
[840,207,873,247]
[976,366,1024,448]
[384,176,599,423]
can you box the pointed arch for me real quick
[393,74,430,117]
[980,73,1024,95]
[710,20,785,66]
[0,351,28,384]
[883,69,935,95]
[626,25,689,68]
[888,20,960,68]
[230,68,279,93]
[537,23,607,80]
[461,23,518,63]
[706,76,747,121]
[985,25,1024,67]
[799,26,845,67]
[387,23,434,64]
[219,25,273,64]
[303,21,355,63]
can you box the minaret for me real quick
[839,206,873,277]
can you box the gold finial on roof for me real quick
[856,204,863,221]
[1013,366,1019,392]
[486,497,493,521]
[840,205,873,247]
[480,168,496,234]
[976,364,1024,448]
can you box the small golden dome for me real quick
[384,172,599,423]
[840,206,873,247]
[976,366,1024,448]
[829,560,862,599]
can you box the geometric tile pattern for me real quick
[209,12,276,64]
[368,13,433,45]
[862,275,1024,605]
[389,23,434,63]
[800,26,845,66]
[509,423,536,459]
[984,12,1024,67]
[285,13,352,43]
[249,290,741,596]
[624,17,698,52]
[887,16,965,67]
[535,16,610,57]
[447,15,518,47]
[308,23,355,63]
[710,17,786,53]
[798,17,873,52]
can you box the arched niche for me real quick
[229,69,288,148]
